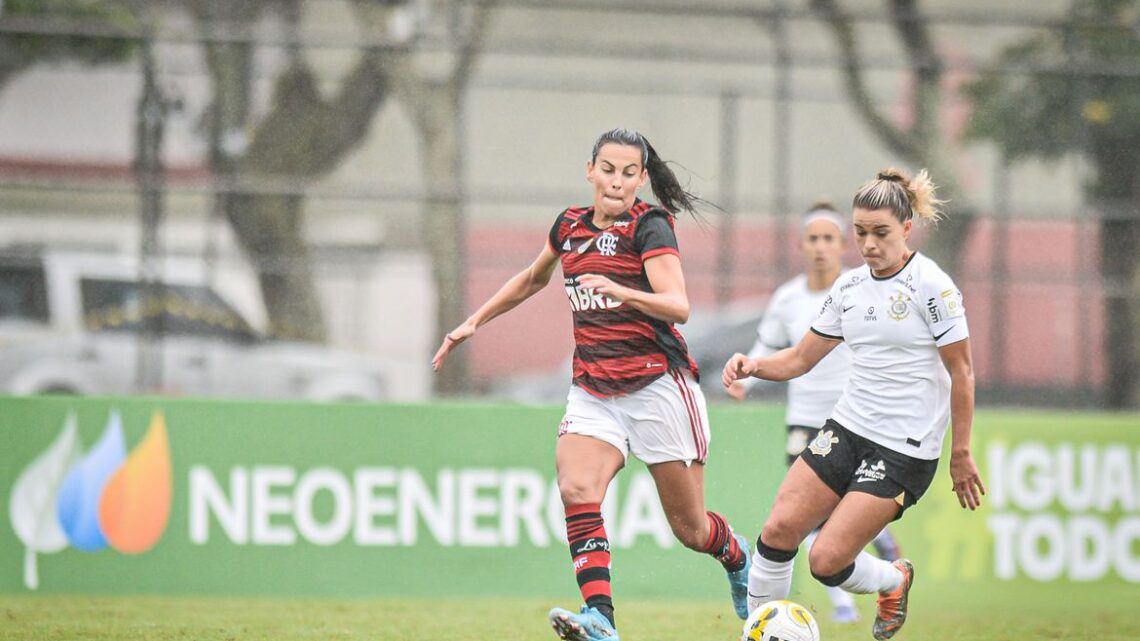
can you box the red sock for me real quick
[703,511,746,571]
[565,503,614,623]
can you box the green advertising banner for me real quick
[884,411,1140,588]
[3,397,1138,603]
[0,397,783,598]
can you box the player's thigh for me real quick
[556,435,625,504]
[556,386,628,504]
[810,493,899,573]
[762,458,842,549]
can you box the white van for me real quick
[0,248,387,401]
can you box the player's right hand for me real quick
[726,380,747,401]
[432,322,476,372]
[721,353,752,388]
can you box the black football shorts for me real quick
[798,419,938,520]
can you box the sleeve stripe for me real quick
[642,247,679,260]
[811,327,844,341]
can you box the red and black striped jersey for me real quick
[546,199,699,398]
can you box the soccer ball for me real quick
[741,599,820,641]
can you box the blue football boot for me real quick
[726,533,751,619]
[548,605,619,641]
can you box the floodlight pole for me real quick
[135,35,168,394]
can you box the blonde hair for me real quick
[852,168,945,224]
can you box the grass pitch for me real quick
[3,582,1139,641]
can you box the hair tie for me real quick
[877,171,903,183]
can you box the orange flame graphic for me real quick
[98,412,172,554]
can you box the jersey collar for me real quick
[870,250,918,281]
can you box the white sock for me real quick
[839,551,902,594]
[827,584,856,609]
[747,549,794,612]
[802,530,855,609]
[872,527,900,560]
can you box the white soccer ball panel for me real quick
[740,599,821,641]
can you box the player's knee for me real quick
[760,518,800,551]
[807,544,851,578]
[557,478,601,506]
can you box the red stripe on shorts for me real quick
[671,369,706,462]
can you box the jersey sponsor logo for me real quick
[864,306,878,322]
[645,362,663,369]
[807,429,839,457]
[612,220,631,228]
[926,297,941,323]
[840,273,862,292]
[558,418,572,436]
[596,232,619,257]
[855,459,886,483]
[942,289,965,318]
[565,284,623,311]
[888,293,911,321]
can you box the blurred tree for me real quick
[192,0,394,343]
[965,0,1140,408]
[389,2,495,395]
[193,1,494,395]
[810,0,976,270]
[0,0,135,90]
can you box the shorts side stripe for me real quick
[683,375,708,462]
[670,369,706,462]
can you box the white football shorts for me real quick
[558,369,710,465]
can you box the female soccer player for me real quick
[433,128,749,641]
[727,202,902,623]
[722,169,985,640]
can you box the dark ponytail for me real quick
[642,138,702,217]
[591,127,711,218]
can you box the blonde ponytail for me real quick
[854,167,946,224]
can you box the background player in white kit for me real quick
[727,201,901,624]
[722,168,986,641]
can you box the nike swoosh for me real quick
[933,325,957,341]
[842,305,856,313]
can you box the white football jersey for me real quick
[742,273,852,427]
[811,252,968,460]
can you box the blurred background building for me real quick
[0,0,1136,408]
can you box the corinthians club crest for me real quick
[888,293,911,321]
[807,429,839,457]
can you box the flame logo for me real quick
[8,410,173,589]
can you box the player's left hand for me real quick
[949,449,986,510]
[577,273,630,303]
[432,321,475,372]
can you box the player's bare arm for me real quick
[938,337,985,510]
[432,246,559,371]
[577,252,689,324]
[721,329,839,387]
